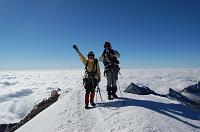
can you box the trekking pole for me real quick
[95,89,98,104]
[117,80,126,106]
[95,85,103,105]
[97,84,103,102]
[95,84,99,103]
[117,80,123,99]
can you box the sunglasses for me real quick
[88,56,94,59]
[104,45,110,48]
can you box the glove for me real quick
[73,45,81,55]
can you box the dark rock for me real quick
[1,93,60,132]
[0,123,17,132]
[167,88,200,111]
[181,81,200,94]
[168,88,199,105]
[124,82,156,95]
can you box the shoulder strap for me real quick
[85,59,98,74]
[94,59,98,74]
[94,58,98,65]
[85,61,89,73]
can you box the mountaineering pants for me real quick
[106,69,118,95]
[84,78,98,105]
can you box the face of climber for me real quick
[104,42,112,50]
[104,45,110,50]
[88,55,94,62]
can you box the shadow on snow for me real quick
[98,97,200,129]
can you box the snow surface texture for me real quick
[0,69,200,132]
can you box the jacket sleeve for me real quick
[79,52,87,66]
[114,50,120,58]
[96,62,101,78]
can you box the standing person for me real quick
[73,45,101,109]
[100,42,120,100]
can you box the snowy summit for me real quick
[0,69,199,132]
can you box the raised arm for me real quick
[73,45,87,65]
[79,52,87,66]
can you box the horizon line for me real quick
[0,67,200,72]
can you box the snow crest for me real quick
[0,69,200,132]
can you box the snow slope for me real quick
[17,90,200,132]
[15,69,200,132]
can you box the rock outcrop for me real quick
[0,91,61,132]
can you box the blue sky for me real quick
[0,0,200,70]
